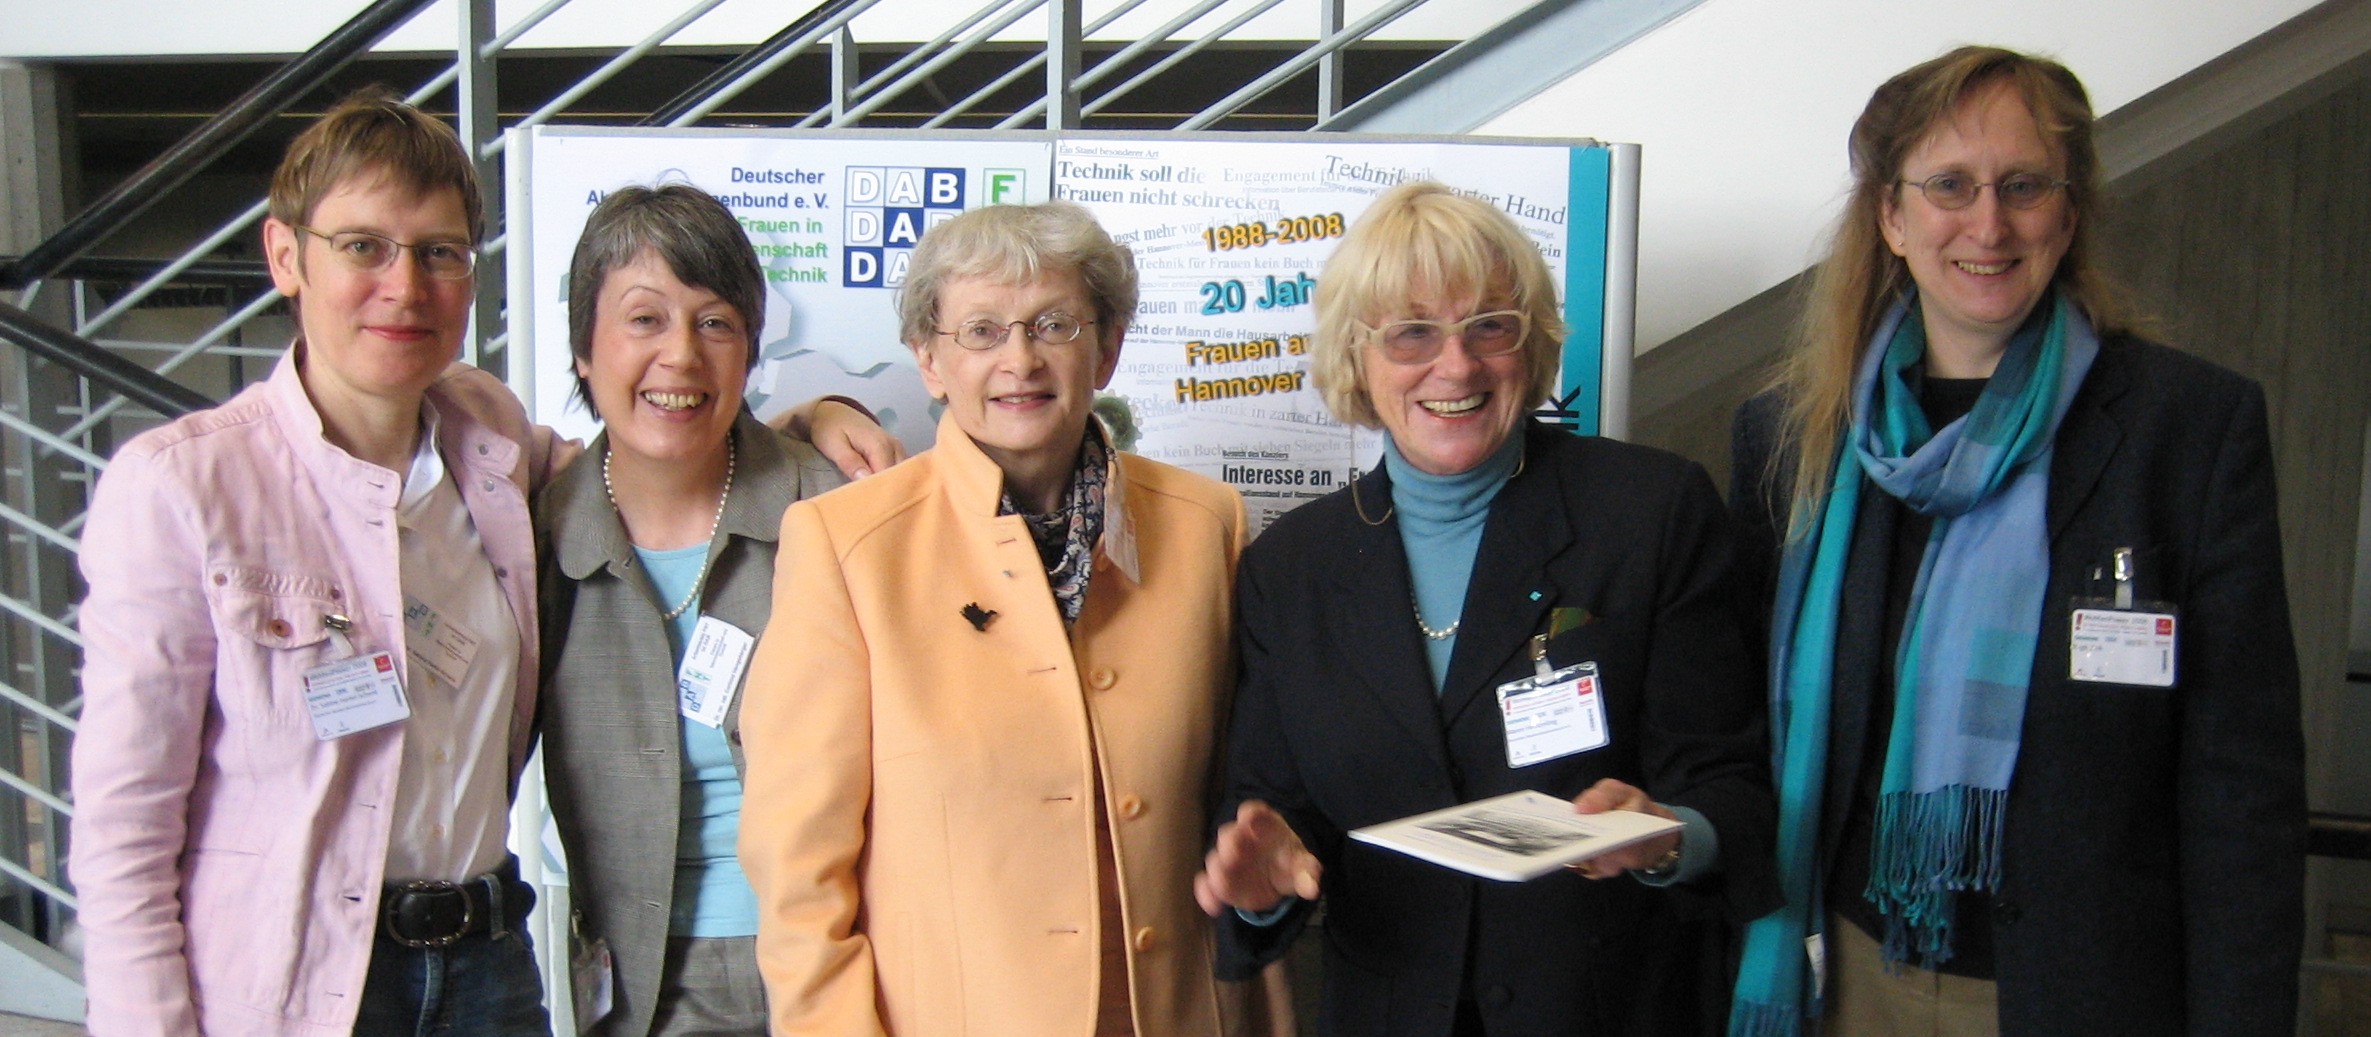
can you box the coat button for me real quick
[1089,668,1117,690]
[1117,794,1144,820]
[1132,926,1157,953]
[266,618,292,638]
[495,567,509,580]
[728,729,743,747]
[477,443,490,455]
[211,572,228,586]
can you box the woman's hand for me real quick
[775,396,905,479]
[1567,778,1681,880]
[1195,800,1323,916]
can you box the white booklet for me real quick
[1348,790,1685,882]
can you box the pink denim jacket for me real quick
[70,347,559,1036]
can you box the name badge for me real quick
[2070,608,2177,687]
[302,650,410,740]
[1497,660,1609,768]
[678,615,756,729]
[2069,545,2177,688]
[402,595,482,689]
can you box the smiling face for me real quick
[1880,79,2077,368]
[265,170,474,412]
[1359,284,1531,476]
[914,270,1121,511]
[575,249,749,471]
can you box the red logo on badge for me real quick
[375,655,393,672]
[2156,618,2173,636]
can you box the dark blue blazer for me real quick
[1216,422,1777,1037]
[1729,335,2305,1037]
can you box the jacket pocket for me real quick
[203,565,348,719]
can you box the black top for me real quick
[1829,374,1996,977]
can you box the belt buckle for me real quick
[384,879,474,949]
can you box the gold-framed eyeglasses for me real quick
[935,313,1096,351]
[294,225,478,280]
[1898,172,2069,211]
[1358,310,1529,366]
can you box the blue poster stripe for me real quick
[1561,146,1610,436]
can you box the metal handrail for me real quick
[643,0,867,126]
[1077,0,1292,120]
[1177,0,1429,130]
[923,0,1152,129]
[658,0,888,128]
[799,0,1042,129]
[0,257,270,290]
[0,0,440,290]
[0,302,210,418]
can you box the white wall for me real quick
[0,0,1528,58]
[1478,0,2325,352]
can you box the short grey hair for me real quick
[896,201,1137,350]
[565,183,764,412]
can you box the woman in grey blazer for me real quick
[534,184,890,1036]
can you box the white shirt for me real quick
[384,410,521,882]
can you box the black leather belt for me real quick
[379,861,516,949]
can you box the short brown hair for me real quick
[268,87,484,243]
[1309,181,1565,429]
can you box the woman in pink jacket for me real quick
[68,92,892,1037]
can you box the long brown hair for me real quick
[1769,46,2137,530]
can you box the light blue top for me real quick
[636,542,760,938]
[1382,432,1524,691]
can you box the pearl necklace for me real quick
[603,438,736,621]
[1412,589,1459,641]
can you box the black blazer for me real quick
[1729,335,2305,1037]
[1216,422,1777,1037]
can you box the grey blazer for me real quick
[535,410,847,1037]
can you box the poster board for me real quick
[504,126,1636,530]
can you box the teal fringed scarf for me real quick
[1731,291,2097,1036]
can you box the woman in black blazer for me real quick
[1195,181,1777,1036]
[1725,46,2303,1037]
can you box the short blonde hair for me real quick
[1310,181,1565,428]
[897,201,1137,353]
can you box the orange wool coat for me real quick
[738,414,1248,1036]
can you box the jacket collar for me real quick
[1437,422,1571,726]
[548,409,800,581]
[2046,334,2131,544]
[262,341,516,506]
[930,410,1141,585]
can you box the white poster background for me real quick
[511,127,1053,447]
[1055,136,1576,531]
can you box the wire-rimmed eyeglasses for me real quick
[1897,172,2069,211]
[293,225,477,280]
[933,313,1098,351]
[1357,310,1529,366]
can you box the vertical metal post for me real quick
[831,26,858,126]
[1045,0,1082,130]
[1599,143,1642,442]
[457,0,501,375]
[1316,0,1344,122]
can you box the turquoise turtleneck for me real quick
[1383,429,1526,691]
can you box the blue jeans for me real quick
[354,868,551,1037]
